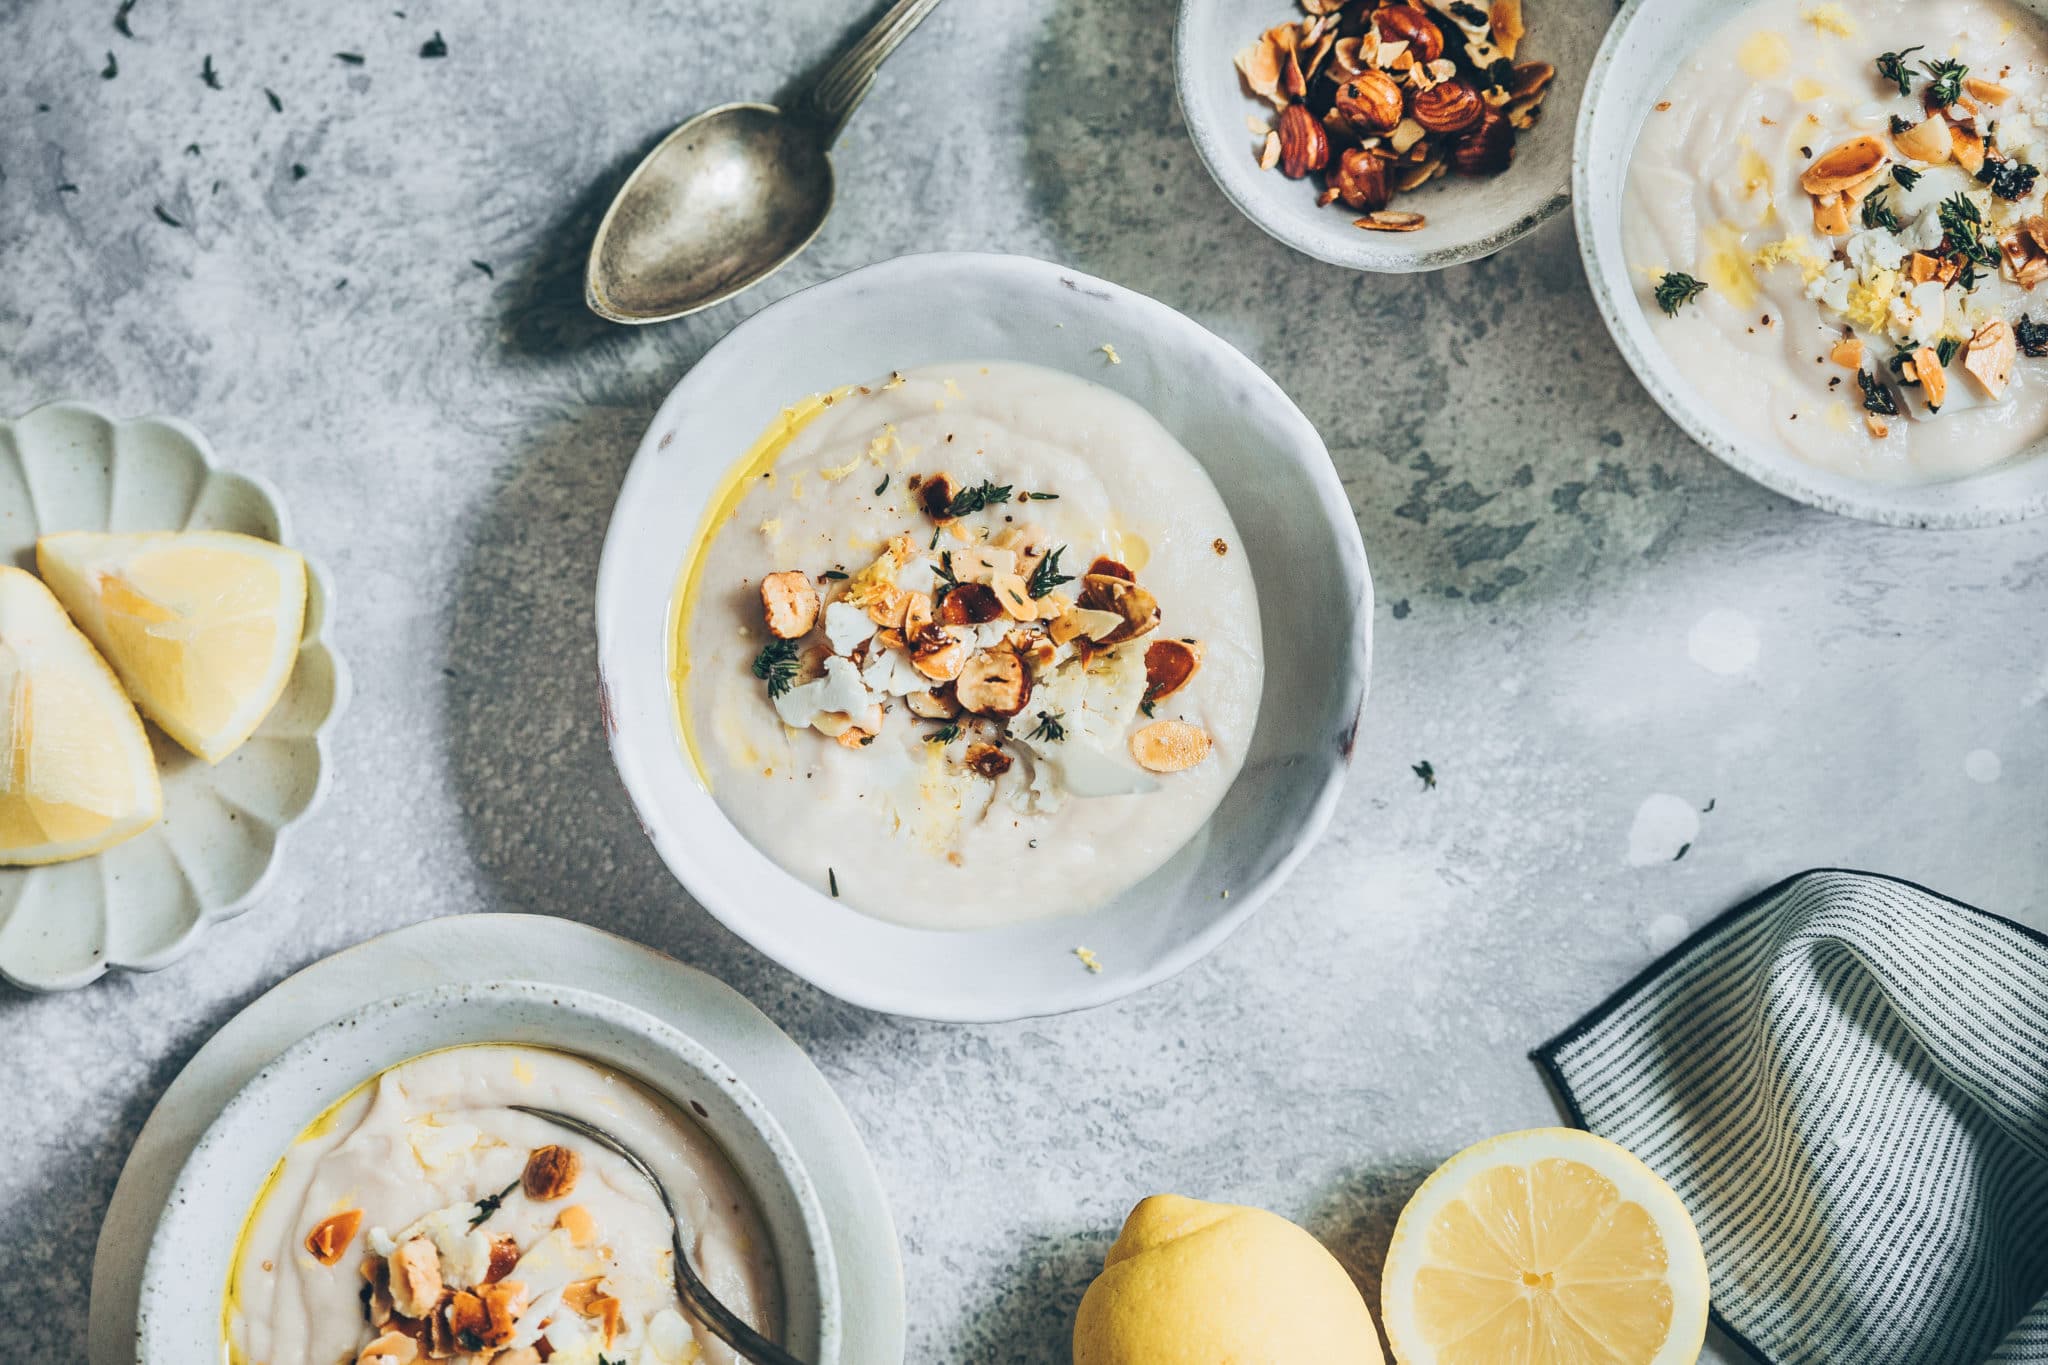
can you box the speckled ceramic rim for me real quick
[596,250,1372,1022]
[1574,0,2048,527]
[136,979,840,1363]
[1172,0,1577,272]
[0,401,352,991]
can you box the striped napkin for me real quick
[1533,869,2048,1365]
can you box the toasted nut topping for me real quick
[556,1204,597,1248]
[1811,193,1853,238]
[1964,318,2017,398]
[864,585,908,628]
[388,1237,443,1319]
[1866,414,1891,439]
[1357,210,1427,232]
[905,686,960,720]
[446,1291,489,1347]
[1258,128,1282,170]
[966,742,1013,778]
[476,1281,528,1349]
[1078,575,1161,645]
[494,1350,545,1365]
[1372,5,1443,62]
[938,581,1005,625]
[1892,115,1952,164]
[563,1276,608,1315]
[1449,108,1515,175]
[760,571,818,640]
[918,473,957,521]
[590,1294,625,1346]
[1329,148,1392,211]
[357,1330,419,1365]
[1087,556,1134,581]
[954,650,1033,717]
[1333,70,1404,134]
[483,1234,521,1284]
[902,590,934,640]
[1800,136,1887,194]
[1907,252,1940,284]
[834,724,877,749]
[1413,78,1485,135]
[522,1144,581,1201]
[1492,0,1526,57]
[1144,639,1205,702]
[1276,103,1329,179]
[1913,347,1948,408]
[305,1210,363,1266]
[1965,75,2012,104]
[1829,336,1864,369]
[1953,127,1988,176]
[992,572,1037,620]
[1130,720,1214,773]
[1512,60,1555,100]
[911,628,967,682]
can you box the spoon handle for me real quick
[805,0,948,144]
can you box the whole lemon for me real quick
[1073,1194,1386,1365]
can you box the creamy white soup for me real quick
[226,1046,779,1365]
[673,361,1264,931]
[1626,0,2048,483]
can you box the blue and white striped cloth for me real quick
[1534,870,2048,1365]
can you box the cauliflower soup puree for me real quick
[226,1045,779,1365]
[672,361,1264,930]
[1626,0,2048,483]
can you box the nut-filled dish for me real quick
[1236,0,1555,231]
[671,361,1264,931]
[1626,0,2048,483]
[225,1045,780,1365]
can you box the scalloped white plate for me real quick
[0,402,348,991]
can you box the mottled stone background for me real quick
[3,0,2045,1360]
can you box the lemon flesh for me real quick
[38,531,307,764]
[0,567,162,865]
[1382,1128,1709,1365]
[1075,1194,1386,1365]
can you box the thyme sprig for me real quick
[945,480,1013,518]
[1653,271,1708,316]
[1875,46,1923,96]
[468,1179,521,1229]
[1920,58,1968,107]
[752,638,800,698]
[1027,546,1073,600]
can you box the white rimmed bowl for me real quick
[137,979,840,1362]
[1576,0,2048,526]
[597,251,1371,1022]
[1175,0,1607,272]
[0,401,348,990]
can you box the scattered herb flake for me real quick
[1654,271,1708,317]
[874,474,889,496]
[152,204,182,227]
[336,51,366,65]
[420,30,448,58]
[1890,113,1915,136]
[1026,545,1073,600]
[101,50,118,79]
[471,259,494,278]
[1891,164,1921,190]
[183,142,200,156]
[1857,369,1898,415]
[291,162,308,181]
[1978,154,2040,201]
[201,54,221,89]
[1861,187,1901,233]
[57,183,79,193]
[751,638,800,698]
[932,550,961,606]
[1027,711,1067,743]
[1673,841,1692,862]
[828,868,839,898]
[114,0,137,37]
[1937,336,1962,367]
[467,1179,520,1229]
[1412,759,1436,790]
[1921,58,1967,107]
[1026,491,1059,500]
[945,479,1013,518]
[2017,315,2048,357]
[925,723,961,744]
[819,569,849,581]
[1139,696,1156,718]
[265,87,283,112]
[1875,46,1922,96]
[1702,798,1716,813]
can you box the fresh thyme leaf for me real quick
[1861,187,1901,233]
[420,30,448,58]
[291,162,308,181]
[1875,45,1922,96]
[1027,711,1067,742]
[752,638,800,698]
[1026,546,1073,600]
[183,142,200,156]
[336,51,366,65]
[1653,271,1708,316]
[1139,695,1156,718]
[946,480,1013,518]
[1857,369,1899,415]
[114,0,137,38]
[1673,841,1691,862]
[1891,164,1921,190]
[1890,113,1915,136]
[265,87,283,112]
[932,550,961,606]
[1026,491,1059,500]
[828,868,839,898]
[1920,58,1967,107]
[201,54,221,89]
[874,474,889,496]
[1937,336,1962,367]
[1938,192,1999,273]
[1978,154,2041,201]
[152,204,181,227]
[101,50,118,79]
[467,1179,520,1229]
[1412,759,1436,790]
[819,569,849,581]
[925,723,961,744]
[471,259,494,278]
[57,183,78,193]
[2018,315,2048,357]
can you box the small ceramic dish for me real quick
[1175,0,1608,272]
[598,251,1371,1022]
[0,402,347,991]
[1576,0,2048,526]
[137,979,841,1362]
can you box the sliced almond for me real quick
[1356,210,1427,231]
[906,687,959,720]
[1812,193,1852,237]
[911,628,967,682]
[1008,629,1059,675]
[901,590,934,640]
[1964,318,2017,398]
[1914,346,1948,409]
[563,1276,609,1315]
[1235,34,1285,106]
[590,1294,624,1346]
[1491,0,1526,58]
[965,742,1013,778]
[523,1144,581,1201]
[556,1204,597,1248]
[1892,115,1953,164]
[760,571,819,639]
[304,1210,362,1266]
[863,585,907,628]
[1952,123,1987,176]
[1258,129,1282,171]
[991,571,1037,620]
[1965,75,2012,105]
[388,1237,443,1319]
[1908,252,1941,283]
[1800,136,1887,194]
[1829,335,1864,368]
[477,1280,528,1349]
[357,1331,419,1365]
[1143,639,1205,702]
[954,649,1032,717]
[1077,574,1161,645]
[1129,720,1213,773]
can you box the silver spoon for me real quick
[584,0,948,325]
[510,1104,805,1365]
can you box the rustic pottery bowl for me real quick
[597,251,1372,1022]
[1175,0,1610,271]
[1576,0,2048,525]
[137,980,840,1362]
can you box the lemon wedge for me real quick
[0,567,162,865]
[37,531,307,764]
[1381,1128,1709,1365]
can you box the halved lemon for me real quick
[0,567,162,865]
[1381,1128,1710,1365]
[37,530,307,764]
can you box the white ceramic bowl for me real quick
[1576,0,2048,526]
[0,402,348,990]
[137,979,840,1362]
[1175,0,1608,271]
[597,252,1371,1022]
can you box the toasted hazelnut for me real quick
[954,649,1032,717]
[863,584,907,628]
[522,1144,581,1201]
[1276,103,1329,178]
[1449,108,1516,175]
[556,1204,597,1248]
[485,1235,521,1284]
[902,590,934,639]
[1892,115,1953,164]
[356,1330,420,1365]
[966,742,1013,778]
[760,571,818,640]
[1130,720,1214,773]
[1412,77,1485,135]
[1913,346,1948,408]
[387,1237,443,1320]
[1332,69,1404,134]
[1144,639,1205,702]
[1372,5,1443,63]
[1829,336,1864,369]
[905,687,959,720]
[1799,136,1887,195]
[911,628,967,682]
[918,473,957,521]
[1087,556,1134,581]
[1077,575,1161,645]
[305,1209,363,1266]
[938,582,1005,625]
[1964,318,2017,398]
[1328,148,1391,211]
